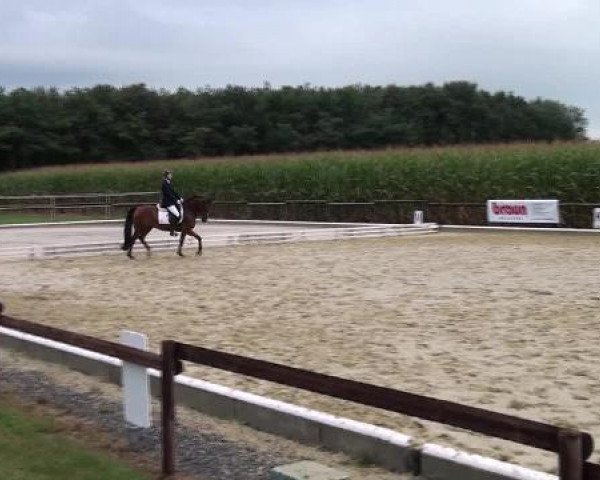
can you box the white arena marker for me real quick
[593,208,600,229]
[414,210,424,224]
[120,331,151,428]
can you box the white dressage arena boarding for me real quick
[0,220,438,259]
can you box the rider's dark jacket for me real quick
[160,179,181,208]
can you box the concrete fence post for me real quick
[120,331,151,428]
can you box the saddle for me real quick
[157,204,184,225]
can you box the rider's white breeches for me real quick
[167,205,181,220]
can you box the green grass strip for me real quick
[0,401,151,480]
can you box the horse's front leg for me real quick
[177,231,186,257]
[188,229,203,256]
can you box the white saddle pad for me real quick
[158,211,170,225]
[157,207,184,225]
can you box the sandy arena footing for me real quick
[1,229,599,475]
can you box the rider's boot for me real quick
[169,215,178,236]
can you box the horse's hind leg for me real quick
[127,230,141,259]
[141,236,151,257]
[127,240,136,259]
[188,229,203,256]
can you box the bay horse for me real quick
[121,195,212,259]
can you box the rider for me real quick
[160,170,183,236]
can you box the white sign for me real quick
[593,208,600,229]
[487,200,559,224]
[121,331,151,428]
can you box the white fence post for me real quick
[120,331,151,428]
[414,210,424,224]
[593,208,600,229]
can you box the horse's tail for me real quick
[121,207,136,251]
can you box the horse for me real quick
[121,195,212,259]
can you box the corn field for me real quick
[0,143,599,203]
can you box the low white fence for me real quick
[0,323,556,480]
[0,223,438,259]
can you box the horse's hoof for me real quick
[197,251,202,256]
[178,252,184,257]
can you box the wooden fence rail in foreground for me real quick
[174,342,591,454]
[168,340,598,480]
[1,302,599,479]
[0,303,182,475]
[0,310,162,371]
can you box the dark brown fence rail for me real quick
[0,192,158,222]
[172,341,592,453]
[2,194,600,228]
[167,340,596,479]
[426,202,600,229]
[0,309,162,370]
[2,301,599,479]
[0,303,181,476]
[212,199,426,224]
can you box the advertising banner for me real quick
[487,200,559,224]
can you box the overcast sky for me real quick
[1,0,599,138]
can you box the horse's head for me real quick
[184,195,212,223]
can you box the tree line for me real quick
[0,82,588,171]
